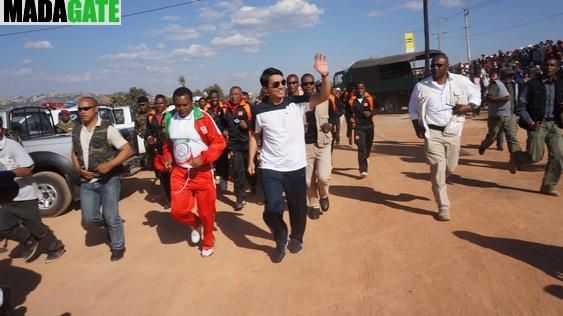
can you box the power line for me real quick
[443,11,563,39]
[0,0,202,38]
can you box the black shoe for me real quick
[308,207,320,220]
[287,238,303,254]
[110,248,125,261]
[319,197,329,212]
[271,247,286,263]
[21,238,39,262]
[45,247,66,263]
[478,146,485,155]
[235,200,246,210]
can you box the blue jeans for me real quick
[80,175,124,250]
[261,167,307,247]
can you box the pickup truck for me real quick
[0,106,144,217]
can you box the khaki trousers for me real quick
[514,121,562,191]
[424,129,461,212]
[306,143,332,208]
[480,115,521,153]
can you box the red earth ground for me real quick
[1,113,562,315]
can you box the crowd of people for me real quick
[0,45,560,285]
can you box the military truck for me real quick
[1,106,144,217]
[333,50,443,113]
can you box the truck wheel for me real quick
[33,171,72,217]
[382,96,401,114]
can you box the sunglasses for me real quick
[431,63,445,69]
[269,80,286,89]
[302,82,315,86]
[288,81,299,85]
[77,106,95,112]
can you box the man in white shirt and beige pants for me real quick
[408,53,481,221]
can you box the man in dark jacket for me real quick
[514,56,562,197]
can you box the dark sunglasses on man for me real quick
[270,80,286,89]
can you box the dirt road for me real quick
[1,114,562,315]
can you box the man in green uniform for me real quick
[55,110,77,133]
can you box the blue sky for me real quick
[0,0,562,97]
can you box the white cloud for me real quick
[439,0,464,8]
[171,44,217,60]
[162,16,180,21]
[197,24,217,32]
[1,67,33,76]
[211,33,261,52]
[24,41,53,49]
[164,24,200,41]
[231,0,324,31]
[22,59,32,65]
[156,43,166,49]
[199,7,224,20]
[99,44,161,62]
[368,10,385,17]
[397,1,423,11]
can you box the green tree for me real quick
[203,84,225,100]
[178,75,187,87]
[110,93,128,107]
[193,89,204,97]
[127,87,149,104]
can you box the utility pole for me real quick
[463,7,472,65]
[423,0,430,75]
[432,17,447,50]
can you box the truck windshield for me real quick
[10,108,55,139]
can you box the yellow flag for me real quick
[405,33,415,53]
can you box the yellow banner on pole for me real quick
[405,32,415,53]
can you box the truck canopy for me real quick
[350,50,444,69]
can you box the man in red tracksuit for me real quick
[162,87,226,257]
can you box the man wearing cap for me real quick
[55,110,77,133]
[478,68,522,168]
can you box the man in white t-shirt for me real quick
[71,96,133,261]
[248,54,331,263]
[0,117,65,263]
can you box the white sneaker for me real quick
[360,172,368,178]
[191,226,201,244]
[201,247,214,257]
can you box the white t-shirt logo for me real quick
[173,139,193,169]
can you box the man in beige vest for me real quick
[302,74,337,220]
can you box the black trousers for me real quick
[231,150,256,202]
[356,127,374,173]
[159,171,171,204]
[261,167,307,247]
[215,149,230,180]
[0,200,63,252]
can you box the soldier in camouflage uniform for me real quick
[71,97,133,261]
[135,96,153,172]
[55,109,77,133]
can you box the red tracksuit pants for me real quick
[170,165,216,248]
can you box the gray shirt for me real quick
[0,136,39,201]
[543,79,555,119]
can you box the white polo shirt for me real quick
[252,96,310,172]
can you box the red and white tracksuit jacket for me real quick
[162,107,226,248]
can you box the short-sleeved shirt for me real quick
[251,96,310,172]
[0,137,39,201]
[78,118,128,170]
